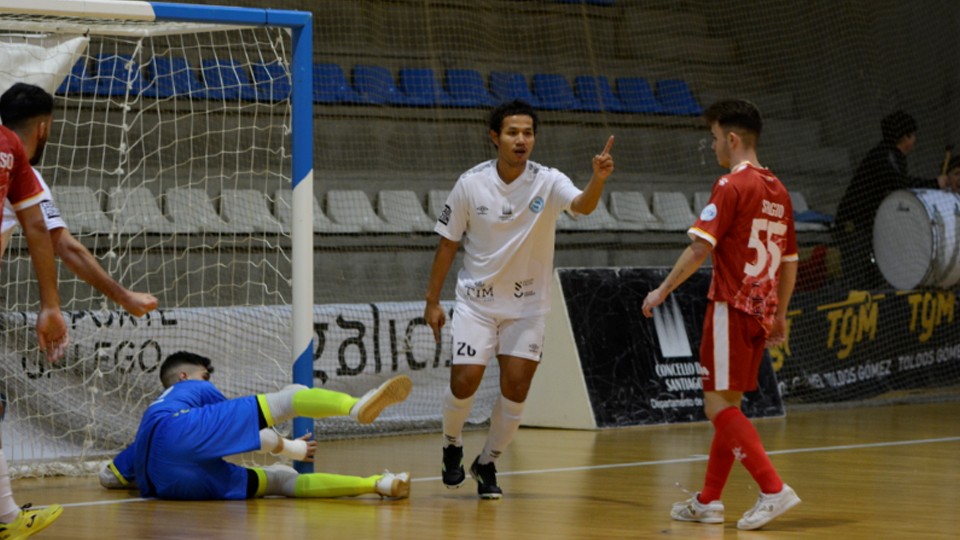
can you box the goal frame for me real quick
[0,0,316,468]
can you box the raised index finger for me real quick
[600,135,614,155]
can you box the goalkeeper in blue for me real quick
[99,351,413,501]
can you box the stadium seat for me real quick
[142,56,206,98]
[655,79,702,116]
[573,75,625,113]
[56,58,97,96]
[444,69,498,107]
[377,190,436,232]
[396,68,451,107]
[652,192,697,231]
[50,186,113,235]
[200,58,259,101]
[490,71,540,106]
[531,73,583,111]
[427,189,451,221]
[166,188,252,233]
[790,191,831,231]
[352,65,410,106]
[94,54,145,96]
[608,191,661,230]
[108,187,196,234]
[326,190,407,232]
[251,61,291,102]
[274,189,361,233]
[693,191,712,215]
[312,63,364,104]
[615,77,664,114]
[220,190,286,233]
[556,199,619,230]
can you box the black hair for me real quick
[159,351,214,388]
[487,99,539,135]
[881,110,917,145]
[703,99,763,140]
[0,83,55,131]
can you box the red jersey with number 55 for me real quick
[688,162,798,330]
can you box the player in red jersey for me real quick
[0,123,69,539]
[642,99,801,531]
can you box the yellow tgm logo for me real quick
[818,291,881,360]
[904,290,955,343]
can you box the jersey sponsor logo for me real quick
[761,199,785,218]
[700,203,718,222]
[513,278,536,298]
[529,196,544,213]
[438,204,452,225]
[465,281,494,300]
[476,205,489,216]
[41,199,61,220]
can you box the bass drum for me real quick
[873,188,960,290]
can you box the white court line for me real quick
[57,435,960,508]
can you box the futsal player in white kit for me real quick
[424,99,614,498]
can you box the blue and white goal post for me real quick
[0,0,317,473]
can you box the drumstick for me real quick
[941,144,953,175]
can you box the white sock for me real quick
[441,386,474,448]
[260,464,299,497]
[0,450,20,523]
[479,396,525,465]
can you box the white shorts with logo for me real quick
[451,302,546,366]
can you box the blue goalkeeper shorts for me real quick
[145,395,262,500]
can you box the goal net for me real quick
[2,0,960,474]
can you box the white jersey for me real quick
[1,168,67,254]
[435,159,581,318]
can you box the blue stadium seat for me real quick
[397,68,450,107]
[352,65,410,106]
[200,58,258,101]
[490,71,540,107]
[615,77,664,114]
[531,73,583,111]
[312,63,364,104]
[655,79,702,115]
[94,54,145,96]
[444,69,497,107]
[142,56,206,98]
[574,75,625,113]
[56,58,97,95]
[251,61,291,102]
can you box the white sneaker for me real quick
[375,471,411,499]
[737,484,801,530]
[671,493,724,524]
[350,375,413,424]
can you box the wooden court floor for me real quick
[11,400,960,539]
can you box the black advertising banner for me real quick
[557,267,784,428]
[775,287,960,402]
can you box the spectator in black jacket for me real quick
[835,111,947,289]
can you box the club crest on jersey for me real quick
[529,196,544,213]
[700,203,718,221]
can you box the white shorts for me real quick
[450,303,546,366]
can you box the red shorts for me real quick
[699,301,766,392]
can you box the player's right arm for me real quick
[642,238,713,317]
[50,227,158,317]
[424,236,459,342]
[16,202,68,362]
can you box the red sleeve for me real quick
[688,176,738,246]
[4,130,43,207]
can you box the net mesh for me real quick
[1,0,960,473]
